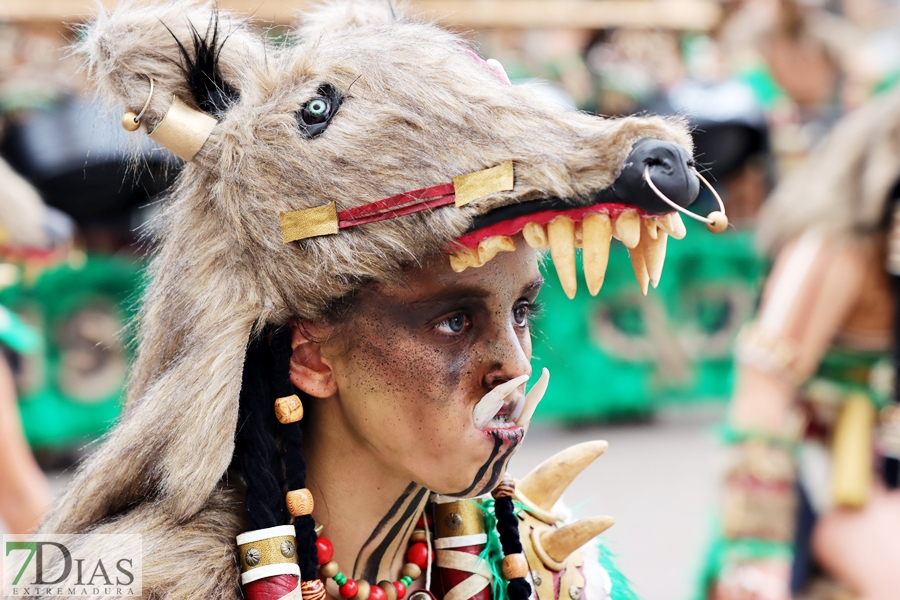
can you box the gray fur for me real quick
[758,85,900,253]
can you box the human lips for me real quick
[471,368,550,430]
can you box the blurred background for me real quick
[0,0,898,599]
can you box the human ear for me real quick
[288,323,337,398]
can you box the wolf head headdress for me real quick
[40,1,713,597]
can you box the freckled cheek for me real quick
[346,337,469,424]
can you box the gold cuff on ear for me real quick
[149,96,218,161]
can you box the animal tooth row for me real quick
[449,211,687,297]
[526,211,685,298]
[450,234,517,272]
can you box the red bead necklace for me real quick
[313,519,432,600]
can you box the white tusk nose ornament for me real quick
[517,368,550,427]
[473,374,531,429]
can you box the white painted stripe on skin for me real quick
[759,230,825,335]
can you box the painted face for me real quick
[318,240,542,496]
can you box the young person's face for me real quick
[318,239,542,496]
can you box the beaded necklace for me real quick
[299,516,433,600]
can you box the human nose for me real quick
[481,321,531,391]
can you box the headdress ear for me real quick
[295,0,401,40]
[81,0,264,160]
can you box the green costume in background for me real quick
[1,254,141,448]
[532,220,765,420]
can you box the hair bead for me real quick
[492,472,531,600]
[501,553,528,579]
[491,473,516,499]
[275,394,304,424]
[301,579,327,600]
[286,488,315,517]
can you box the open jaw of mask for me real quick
[472,368,550,430]
[449,204,688,299]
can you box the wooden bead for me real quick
[409,530,427,543]
[301,580,327,600]
[705,211,729,234]
[400,563,421,580]
[353,579,371,600]
[339,579,359,598]
[491,473,516,499]
[502,553,529,580]
[121,112,140,131]
[275,393,304,424]
[406,542,429,570]
[378,581,398,600]
[316,536,334,565]
[286,488,314,517]
[320,560,340,579]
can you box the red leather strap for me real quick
[338,182,456,229]
[243,574,299,600]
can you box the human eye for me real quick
[435,313,470,335]
[513,299,543,327]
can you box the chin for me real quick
[431,427,525,497]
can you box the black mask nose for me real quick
[611,138,700,214]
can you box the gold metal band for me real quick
[236,527,299,574]
[453,161,514,207]
[433,498,486,539]
[148,96,218,162]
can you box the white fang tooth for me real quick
[658,214,675,237]
[613,210,640,249]
[582,212,611,296]
[523,222,549,249]
[477,235,516,264]
[473,374,530,429]
[662,213,686,240]
[517,368,550,427]
[510,396,525,423]
[548,216,577,300]
[643,230,667,288]
[628,241,649,296]
[449,247,482,272]
[645,217,658,240]
[666,213,687,240]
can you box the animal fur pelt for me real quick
[37,1,694,598]
[758,84,900,254]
